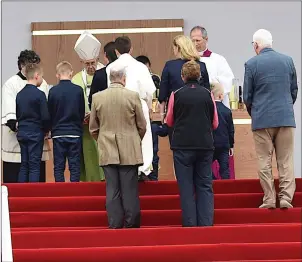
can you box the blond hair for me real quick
[25,63,43,80]
[173,35,200,61]
[56,61,73,75]
[181,60,201,81]
[211,83,224,99]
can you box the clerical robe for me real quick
[200,49,234,108]
[106,54,156,176]
[1,72,51,180]
[72,64,105,181]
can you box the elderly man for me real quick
[106,36,156,181]
[73,31,105,181]
[243,29,298,209]
[89,63,146,229]
[2,50,51,183]
[190,26,234,108]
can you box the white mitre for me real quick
[74,31,101,61]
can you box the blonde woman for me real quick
[158,35,210,123]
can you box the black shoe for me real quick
[138,173,150,182]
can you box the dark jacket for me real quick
[243,48,298,130]
[89,67,108,109]
[16,84,50,133]
[166,81,215,150]
[213,101,234,149]
[48,80,85,137]
[159,59,210,103]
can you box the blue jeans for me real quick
[149,123,169,181]
[17,131,44,183]
[53,137,82,182]
[213,148,230,180]
[173,149,214,227]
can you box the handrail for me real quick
[1,186,13,262]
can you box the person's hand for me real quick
[229,148,234,156]
[84,113,90,124]
[160,113,166,124]
[44,132,50,140]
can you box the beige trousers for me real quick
[253,127,296,205]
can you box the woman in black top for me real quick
[166,60,218,227]
[88,41,118,108]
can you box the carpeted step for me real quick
[11,223,301,232]
[12,242,302,262]
[8,192,302,212]
[10,208,302,228]
[11,224,302,249]
[5,178,302,197]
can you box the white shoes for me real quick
[259,200,293,209]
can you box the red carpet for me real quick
[5,178,302,261]
[9,192,302,211]
[6,178,302,197]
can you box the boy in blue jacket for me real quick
[48,61,85,182]
[212,83,235,179]
[16,63,50,182]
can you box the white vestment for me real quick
[106,54,156,175]
[1,74,51,162]
[200,50,234,108]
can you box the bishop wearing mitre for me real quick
[1,50,51,183]
[72,31,105,181]
[190,26,234,108]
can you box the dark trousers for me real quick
[103,165,141,229]
[213,148,230,180]
[17,131,44,183]
[173,149,214,227]
[53,137,82,182]
[149,123,169,181]
[2,161,46,183]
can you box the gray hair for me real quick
[190,26,208,39]
[253,29,273,48]
[109,63,126,82]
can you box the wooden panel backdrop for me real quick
[31,19,184,181]
[31,19,184,84]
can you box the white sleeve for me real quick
[1,80,17,124]
[139,65,156,109]
[216,55,234,94]
[39,79,49,99]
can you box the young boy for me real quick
[211,83,235,179]
[16,63,50,182]
[48,61,85,182]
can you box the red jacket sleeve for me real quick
[165,92,175,127]
[211,92,219,130]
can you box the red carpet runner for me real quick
[5,179,302,262]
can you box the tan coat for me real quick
[89,83,147,166]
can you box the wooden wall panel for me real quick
[32,19,184,84]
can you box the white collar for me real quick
[199,48,208,56]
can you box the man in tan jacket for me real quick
[89,63,146,229]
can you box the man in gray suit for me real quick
[89,63,147,228]
[243,29,298,209]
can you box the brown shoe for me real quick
[259,203,276,209]
[280,199,293,209]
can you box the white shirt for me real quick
[106,54,156,108]
[200,50,234,108]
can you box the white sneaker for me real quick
[280,199,293,209]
